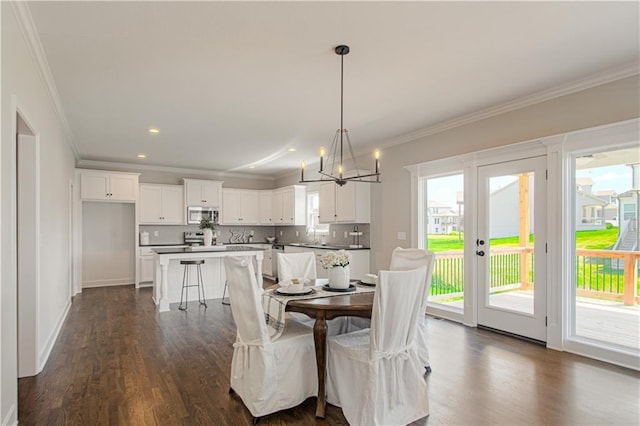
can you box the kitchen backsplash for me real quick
[139,223,369,247]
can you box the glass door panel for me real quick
[477,156,547,341]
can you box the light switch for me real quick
[153,231,159,237]
[332,231,336,238]
[280,231,283,236]
[344,231,348,238]
[295,231,299,237]
[397,231,406,240]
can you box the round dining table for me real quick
[285,279,374,419]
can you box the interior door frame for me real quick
[476,155,548,342]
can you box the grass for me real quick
[426,228,619,252]
[426,227,639,297]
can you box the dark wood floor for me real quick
[18,286,639,425]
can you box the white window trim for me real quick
[407,118,640,370]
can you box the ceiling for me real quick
[27,1,639,177]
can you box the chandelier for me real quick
[300,45,381,186]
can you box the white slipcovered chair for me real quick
[389,247,436,372]
[326,267,430,425]
[344,247,436,371]
[224,256,318,422]
[277,251,317,282]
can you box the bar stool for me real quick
[178,259,207,311]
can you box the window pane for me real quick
[573,148,640,351]
[423,173,465,310]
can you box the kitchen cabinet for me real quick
[319,178,370,223]
[80,170,139,202]
[284,245,370,280]
[221,189,259,225]
[139,245,187,285]
[139,184,184,224]
[272,185,306,225]
[183,179,223,207]
[259,191,273,225]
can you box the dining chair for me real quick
[326,267,430,425]
[277,252,317,282]
[224,256,318,423]
[389,247,436,372]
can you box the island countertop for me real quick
[152,245,265,255]
[152,246,264,312]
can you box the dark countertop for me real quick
[282,243,370,251]
[152,245,265,255]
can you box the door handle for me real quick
[476,239,485,246]
[476,250,485,257]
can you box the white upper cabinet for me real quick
[80,170,138,202]
[139,184,184,224]
[272,185,306,225]
[183,179,223,207]
[221,189,259,225]
[259,190,273,225]
[319,179,370,223]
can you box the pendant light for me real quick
[300,45,381,186]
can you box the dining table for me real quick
[283,279,375,419]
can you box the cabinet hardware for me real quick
[476,250,485,256]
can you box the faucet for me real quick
[307,227,320,245]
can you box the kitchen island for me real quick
[152,246,264,312]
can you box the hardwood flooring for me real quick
[18,285,640,425]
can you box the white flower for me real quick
[319,250,351,268]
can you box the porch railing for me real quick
[430,248,639,305]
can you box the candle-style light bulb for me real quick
[338,165,343,178]
[301,160,305,181]
[374,150,380,174]
[319,147,324,172]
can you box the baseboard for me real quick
[82,277,134,288]
[38,300,71,372]
[2,404,17,426]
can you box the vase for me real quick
[203,229,213,247]
[329,265,350,289]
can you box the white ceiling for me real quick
[27,1,639,177]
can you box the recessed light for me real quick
[288,148,296,152]
[148,128,160,134]
[137,153,147,158]
[249,165,256,169]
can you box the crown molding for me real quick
[379,62,640,150]
[11,1,79,160]
[76,159,276,182]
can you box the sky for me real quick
[426,164,634,210]
[576,164,633,194]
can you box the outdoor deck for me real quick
[442,291,640,349]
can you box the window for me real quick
[307,192,330,234]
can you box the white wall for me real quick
[1,3,76,424]
[82,202,135,287]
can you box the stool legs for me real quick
[179,263,207,311]
[221,280,230,305]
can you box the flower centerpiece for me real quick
[320,250,352,289]
[199,217,216,246]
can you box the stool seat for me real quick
[180,259,205,265]
[178,259,207,310]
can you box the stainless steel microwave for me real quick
[187,206,219,225]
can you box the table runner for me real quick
[261,284,376,341]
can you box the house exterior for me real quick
[426,200,461,235]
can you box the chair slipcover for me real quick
[389,247,436,369]
[277,252,317,282]
[224,256,318,418]
[343,247,436,368]
[326,267,430,425]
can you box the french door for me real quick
[477,156,547,342]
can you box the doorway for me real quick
[16,111,40,377]
[476,156,547,342]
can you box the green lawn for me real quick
[426,228,618,252]
[426,227,638,297]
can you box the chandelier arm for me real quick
[344,130,362,177]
